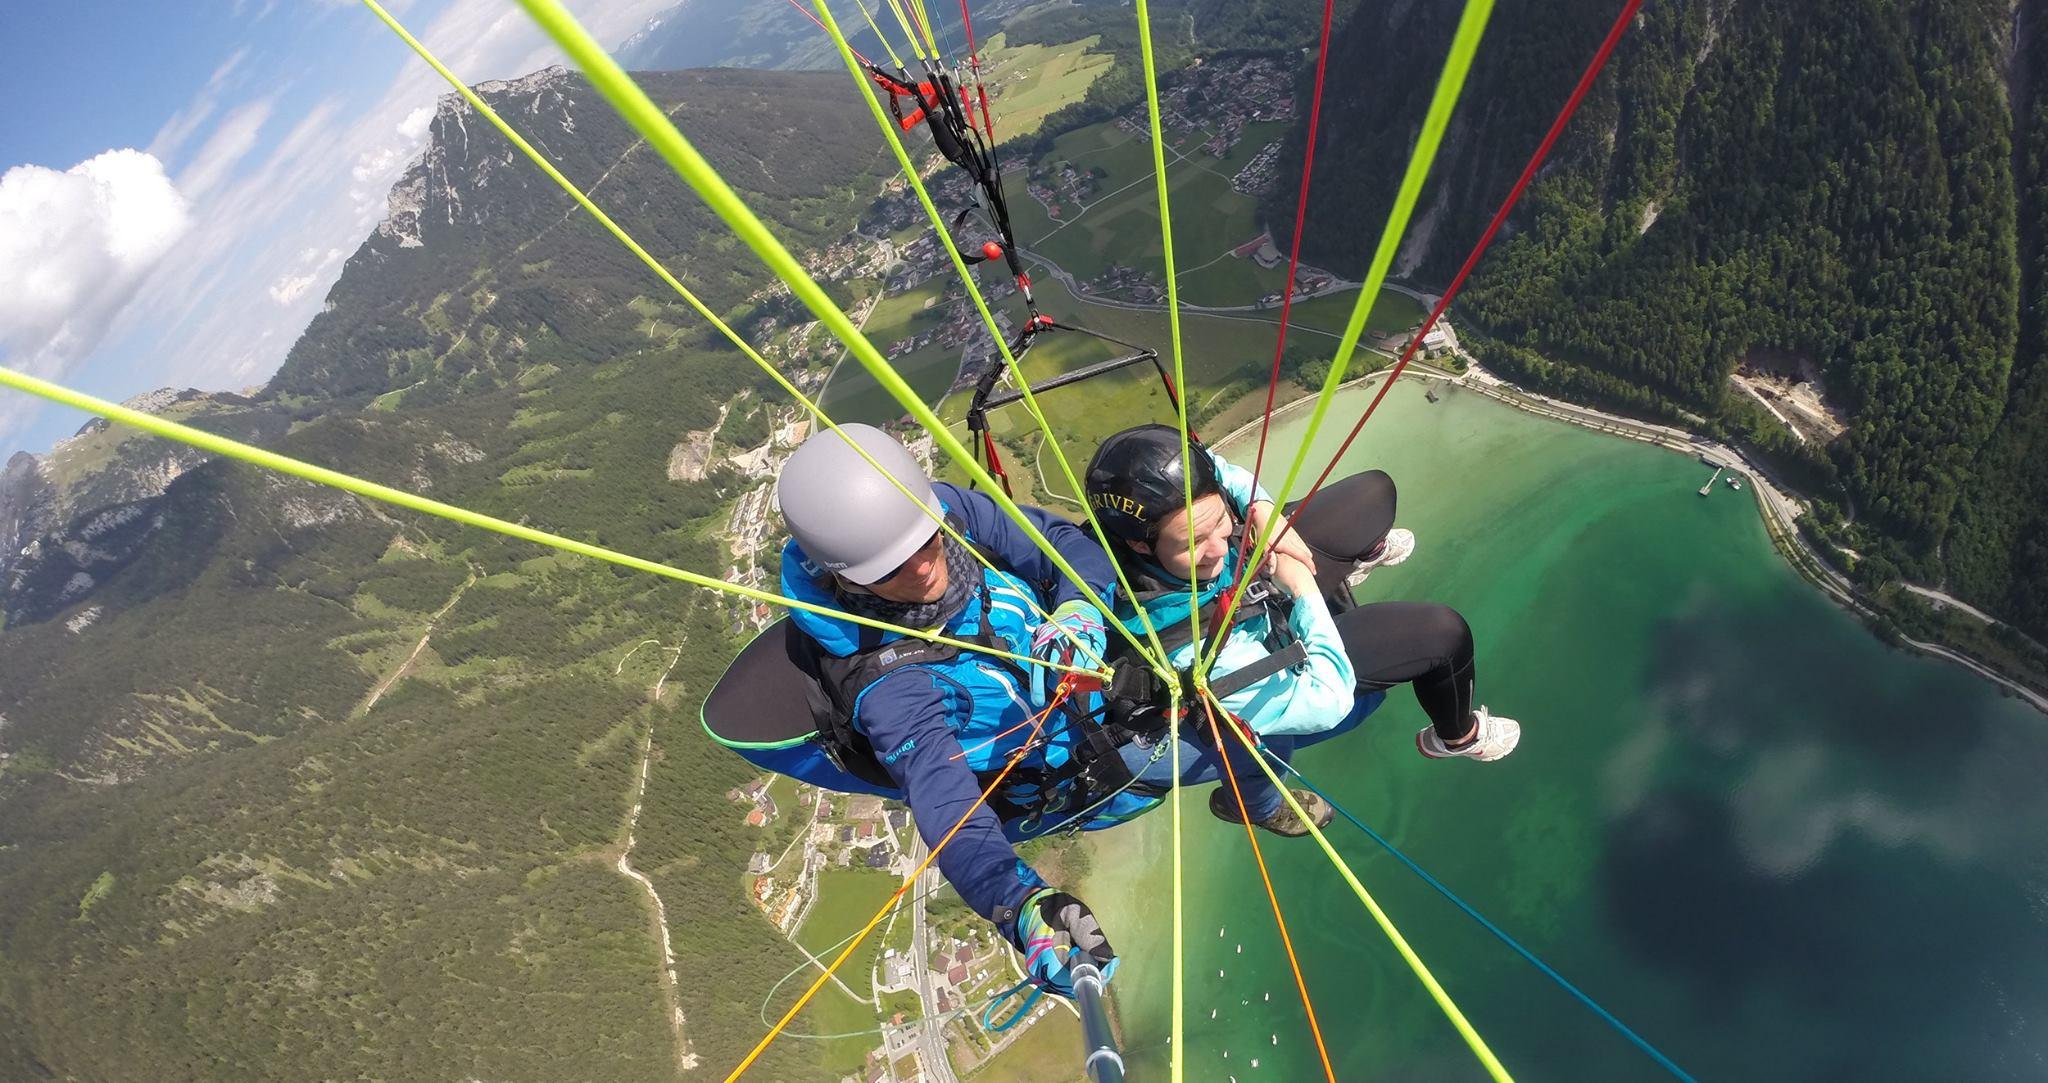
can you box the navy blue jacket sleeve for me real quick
[855,666,1046,923]
[935,482,1114,609]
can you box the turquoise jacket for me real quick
[1112,452,1366,737]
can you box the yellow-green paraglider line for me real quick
[880,0,930,62]
[903,0,943,58]
[1202,689,1515,1081]
[501,0,1152,672]
[850,0,907,69]
[0,365,1104,681]
[1126,0,1197,1073]
[806,0,1176,675]
[1197,0,1497,676]
[355,0,1111,675]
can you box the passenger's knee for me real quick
[1289,470,1399,560]
[1355,469,1396,511]
[1419,603,1473,656]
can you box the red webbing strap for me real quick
[980,428,1014,497]
[1283,0,1646,538]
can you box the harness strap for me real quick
[1131,573,1290,656]
[800,524,1122,819]
[1205,640,1309,701]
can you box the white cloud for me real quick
[149,47,249,163]
[268,272,320,305]
[351,143,408,185]
[397,104,435,141]
[266,246,349,306]
[4,0,678,453]
[0,150,191,376]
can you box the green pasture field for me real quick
[1009,118,1339,307]
[977,33,1114,139]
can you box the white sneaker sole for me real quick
[1345,528,1416,589]
[1417,712,1521,761]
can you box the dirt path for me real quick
[617,644,699,1073]
[354,564,476,716]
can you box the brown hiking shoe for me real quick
[1208,786,1334,837]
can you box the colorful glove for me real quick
[1003,888,1117,998]
[1029,600,1108,704]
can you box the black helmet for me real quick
[1085,424,1221,544]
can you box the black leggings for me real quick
[1335,601,1477,741]
[1284,470,1479,741]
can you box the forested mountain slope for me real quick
[1269,0,2048,644]
[0,66,894,1081]
[269,66,884,402]
[614,0,910,73]
[1949,4,2048,648]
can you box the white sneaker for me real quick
[1345,528,1416,589]
[1417,705,1521,762]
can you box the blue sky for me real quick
[0,0,672,457]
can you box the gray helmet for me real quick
[775,424,941,584]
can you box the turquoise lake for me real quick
[1080,378,2048,1081]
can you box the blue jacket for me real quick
[781,482,1118,924]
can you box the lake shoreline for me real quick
[1208,359,2048,715]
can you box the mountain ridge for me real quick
[1,59,902,1081]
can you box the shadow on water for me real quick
[1605,791,2047,1078]
[1602,596,2048,1079]
[1645,589,2000,784]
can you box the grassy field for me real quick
[977,32,1114,139]
[861,278,954,347]
[966,1008,1087,1082]
[1009,118,1309,307]
[1280,288,1426,338]
[919,273,1420,505]
[770,868,913,1075]
[780,984,885,1077]
[796,868,907,983]
[821,336,963,426]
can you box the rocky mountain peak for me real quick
[374,65,582,251]
[0,451,54,565]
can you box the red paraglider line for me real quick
[1283,0,1645,539]
[980,427,1014,497]
[777,0,873,67]
[1245,0,1338,502]
[955,0,995,138]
